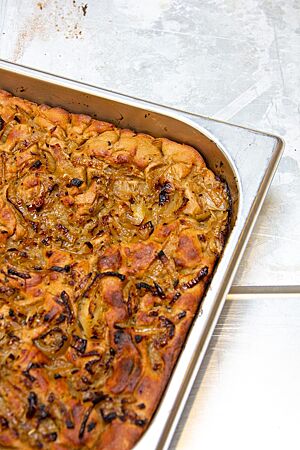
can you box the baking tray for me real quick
[0,59,284,449]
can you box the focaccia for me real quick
[0,89,230,449]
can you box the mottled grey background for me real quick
[0,0,299,284]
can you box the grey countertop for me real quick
[0,1,299,449]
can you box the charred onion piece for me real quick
[22,362,43,382]
[85,241,93,250]
[135,335,143,344]
[79,391,108,439]
[170,291,181,305]
[26,391,38,419]
[98,271,126,281]
[159,316,175,339]
[69,178,84,187]
[139,220,154,236]
[0,416,9,429]
[79,406,93,439]
[71,334,87,354]
[7,267,31,280]
[100,410,117,423]
[181,266,208,290]
[34,327,68,357]
[153,282,166,299]
[136,282,153,292]
[135,418,147,427]
[50,265,71,273]
[178,311,187,320]
[158,181,172,206]
[44,432,57,442]
[30,160,42,170]
[66,419,75,429]
[114,329,125,345]
[157,249,168,264]
[87,421,96,432]
[55,291,73,324]
[83,391,108,405]
[84,359,101,375]
[175,196,189,214]
[136,281,166,298]
[37,404,49,421]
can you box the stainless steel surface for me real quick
[0,3,298,449]
[171,288,300,450]
[0,0,298,287]
[0,60,283,449]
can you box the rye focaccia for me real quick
[0,89,230,450]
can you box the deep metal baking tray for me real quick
[0,59,284,449]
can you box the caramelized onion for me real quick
[34,327,69,357]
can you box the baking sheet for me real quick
[0,59,284,449]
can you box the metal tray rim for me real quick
[0,59,243,211]
[0,59,284,450]
[0,59,285,149]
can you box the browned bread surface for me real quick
[0,90,230,449]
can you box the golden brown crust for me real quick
[0,89,230,449]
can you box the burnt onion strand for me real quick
[181,266,209,290]
[97,271,126,281]
[136,281,166,299]
[7,267,31,279]
[78,405,93,439]
[55,291,74,324]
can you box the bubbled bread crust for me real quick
[0,90,230,450]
